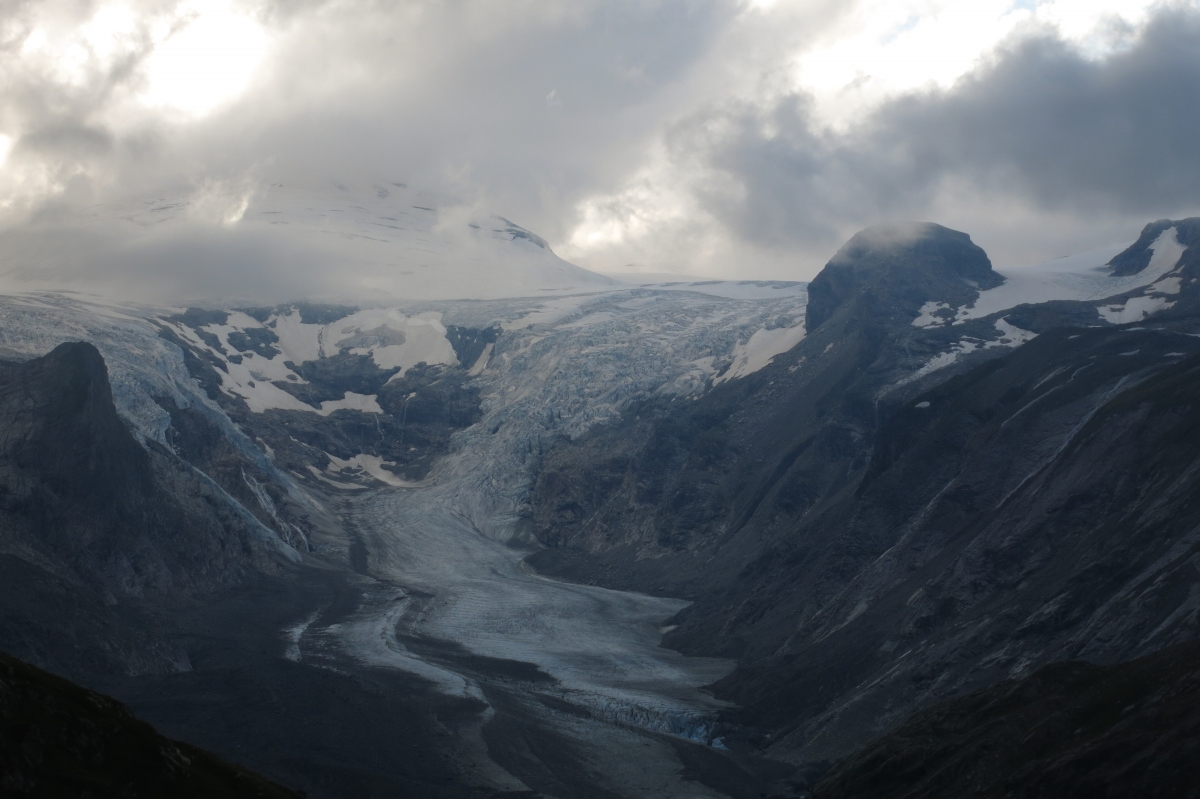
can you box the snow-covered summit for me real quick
[0,181,616,304]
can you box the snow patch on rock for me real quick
[269,308,323,363]
[986,318,1038,349]
[326,453,426,487]
[714,324,807,384]
[912,301,951,328]
[1150,276,1183,295]
[950,232,1187,324]
[326,309,458,375]
[900,318,1037,386]
[317,392,382,416]
[1098,296,1176,325]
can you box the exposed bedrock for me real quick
[1108,217,1200,277]
[0,342,296,679]
[157,308,488,486]
[804,221,1003,333]
[529,223,1020,601]
[528,221,1200,767]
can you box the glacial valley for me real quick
[3,213,1200,798]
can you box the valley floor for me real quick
[93,478,796,799]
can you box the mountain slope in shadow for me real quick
[528,219,1200,768]
[813,638,1200,799]
[0,649,301,798]
[0,342,295,679]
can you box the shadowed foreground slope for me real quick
[0,650,300,798]
[814,639,1200,799]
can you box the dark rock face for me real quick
[227,327,281,359]
[160,404,311,553]
[0,342,282,598]
[813,639,1200,799]
[0,649,301,798]
[445,324,500,370]
[528,221,1200,768]
[236,363,480,483]
[152,323,318,550]
[0,341,153,517]
[0,342,290,677]
[1109,218,1200,276]
[278,353,399,405]
[805,222,1002,333]
[529,223,1016,605]
[691,325,1200,760]
[0,554,185,681]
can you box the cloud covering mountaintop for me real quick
[1,0,1198,298]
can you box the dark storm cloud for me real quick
[678,5,1200,260]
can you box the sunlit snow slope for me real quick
[0,182,616,303]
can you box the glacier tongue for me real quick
[259,285,806,791]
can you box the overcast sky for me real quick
[1,0,1198,291]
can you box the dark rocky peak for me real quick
[1108,217,1200,276]
[0,340,293,608]
[0,341,150,508]
[806,222,1002,333]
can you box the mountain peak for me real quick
[1108,217,1200,276]
[807,222,1001,333]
